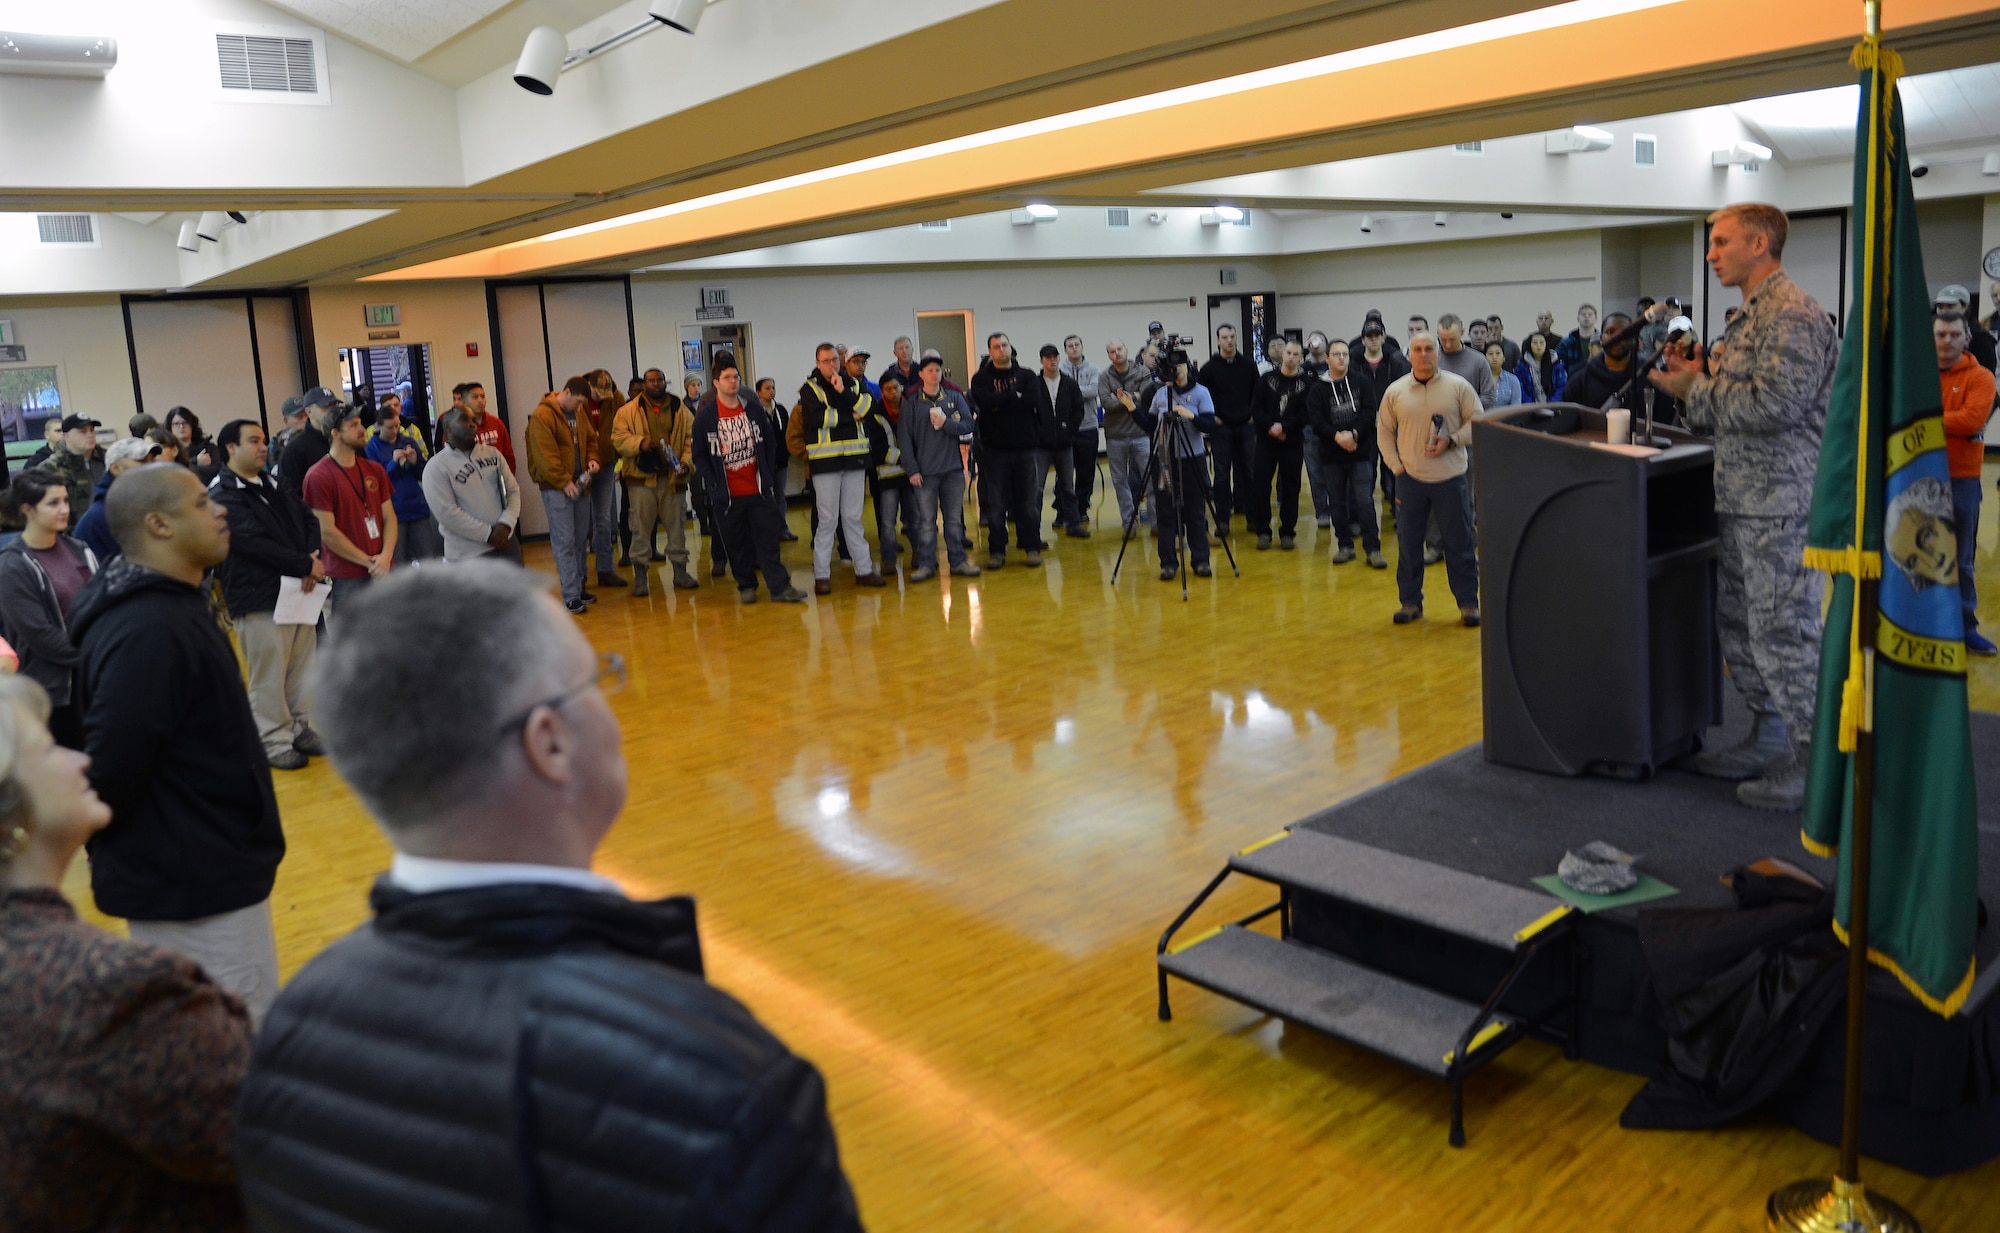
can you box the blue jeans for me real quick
[1393,472,1478,609]
[1106,435,1152,530]
[908,469,969,570]
[1955,476,1982,632]
[587,468,618,574]
[540,486,593,602]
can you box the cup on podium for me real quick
[1606,408,1631,445]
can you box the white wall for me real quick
[0,213,182,296]
[0,297,138,431]
[1278,232,1601,345]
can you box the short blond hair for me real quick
[1709,203,1788,260]
[0,675,51,853]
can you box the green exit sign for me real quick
[364,304,400,328]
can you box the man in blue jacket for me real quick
[365,406,440,562]
[72,436,160,563]
[1137,349,1219,580]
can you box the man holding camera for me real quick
[1136,347,1219,580]
[613,368,696,596]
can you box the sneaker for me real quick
[987,554,1006,570]
[1392,604,1422,625]
[771,587,809,603]
[1070,523,1092,539]
[1367,551,1388,569]
[950,563,983,577]
[855,573,887,587]
[1193,562,1213,577]
[1279,535,1296,551]
[1315,515,1332,529]
[1023,551,1042,568]
[778,528,799,542]
[1461,607,1481,628]
[814,578,833,595]
[739,588,759,604]
[596,572,629,589]
[292,728,326,757]
[1256,534,1272,551]
[269,749,309,771]
[1423,545,1444,567]
[580,591,599,604]
[1159,566,1179,581]
[566,597,588,614]
[710,562,728,579]
[1209,533,1223,546]
[1969,630,1999,657]
[908,567,937,583]
[1332,546,1355,564]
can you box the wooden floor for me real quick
[69,471,2000,1231]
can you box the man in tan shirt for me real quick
[1377,332,1484,626]
[612,368,696,596]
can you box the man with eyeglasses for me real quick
[235,562,861,1230]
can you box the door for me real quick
[338,344,434,433]
[916,311,973,389]
[1207,293,1279,365]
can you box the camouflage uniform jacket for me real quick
[1683,270,1839,517]
[47,445,104,522]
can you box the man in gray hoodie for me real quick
[897,355,979,582]
[421,410,523,563]
[1098,339,1156,534]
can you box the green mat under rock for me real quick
[1530,872,1679,913]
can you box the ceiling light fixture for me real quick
[1984,152,2000,177]
[0,31,117,77]
[1213,205,1244,222]
[1025,203,1058,220]
[195,211,229,243]
[176,220,201,252]
[226,210,249,224]
[1711,140,1773,168]
[1434,212,1448,227]
[1545,124,1614,154]
[653,0,707,34]
[1359,214,1375,234]
[515,2,713,95]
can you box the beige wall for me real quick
[307,281,496,414]
[0,296,139,433]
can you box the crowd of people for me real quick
[2,198,1998,1228]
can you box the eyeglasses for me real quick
[495,652,626,735]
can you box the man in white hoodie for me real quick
[421,409,523,563]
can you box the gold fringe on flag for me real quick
[1831,917,1976,1018]
[1802,546,1882,578]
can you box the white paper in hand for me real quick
[273,576,329,626]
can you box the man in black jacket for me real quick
[969,332,1051,568]
[72,463,286,1022]
[1354,321,1411,517]
[695,354,807,604]
[235,562,861,1233]
[1031,344,1091,538]
[214,418,328,772]
[1563,312,1639,410]
[1248,342,1318,551]
[277,385,338,502]
[1311,342,1386,568]
[1197,324,1259,540]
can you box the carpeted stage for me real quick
[1286,696,2000,1177]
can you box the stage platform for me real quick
[1256,699,2000,1176]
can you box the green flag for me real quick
[1801,39,1978,1016]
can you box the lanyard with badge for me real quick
[341,460,380,541]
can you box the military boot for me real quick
[630,565,650,597]
[1738,741,1809,812]
[1691,712,1788,781]
[672,563,699,590]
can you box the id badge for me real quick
[363,515,380,539]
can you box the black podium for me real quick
[1473,405,1720,777]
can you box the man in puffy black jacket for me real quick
[72,463,287,1021]
[1247,341,1319,551]
[968,332,1051,568]
[1196,324,1259,538]
[1030,344,1091,538]
[234,561,860,1233]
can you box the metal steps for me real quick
[1159,925,1517,1078]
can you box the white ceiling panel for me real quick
[270,0,518,61]
[1732,63,2000,163]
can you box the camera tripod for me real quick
[1109,383,1241,600]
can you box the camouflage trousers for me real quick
[1716,513,1824,738]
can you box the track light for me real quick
[1545,125,1614,154]
[1910,156,1929,178]
[195,211,228,243]
[1025,203,1058,220]
[1358,214,1374,234]
[1434,212,1448,227]
[514,25,565,95]
[1711,141,1773,168]
[1213,205,1243,222]
[651,0,706,33]
[176,220,200,252]
[227,210,248,224]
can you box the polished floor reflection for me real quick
[70,473,2000,1230]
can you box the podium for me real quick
[1473,405,1720,778]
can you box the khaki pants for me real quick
[236,611,315,759]
[627,482,688,567]
[128,899,282,1025]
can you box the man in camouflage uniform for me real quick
[1654,203,1840,811]
[46,415,106,522]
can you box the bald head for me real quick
[106,463,230,579]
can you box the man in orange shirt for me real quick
[1938,311,1998,656]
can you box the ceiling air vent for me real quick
[917,219,951,231]
[1105,207,1131,229]
[214,27,327,103]
[1634,134,1657,167]
[1453,141,1484,156]
[36,214,97,246]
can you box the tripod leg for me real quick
[1206,483,1241,576]
[1109,442,1163,586]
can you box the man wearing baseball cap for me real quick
[48,415,105,522]
[1935,284,1997,373]
[278,386,339,501]
[72,436,160,562]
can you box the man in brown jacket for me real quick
[525,377,599,614]
[613,369,696,596]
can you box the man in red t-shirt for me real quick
[303,402,398,619]
[692,354,804,604]
[455,382,516,474]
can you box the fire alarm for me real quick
[466,342,479,357]
[1188,297,1196,307]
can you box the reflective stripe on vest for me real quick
[807,384,872,462]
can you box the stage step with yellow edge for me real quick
[1157,827,1580,1147]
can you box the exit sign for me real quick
[363,303,400,328]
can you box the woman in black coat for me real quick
[0,468,98,748]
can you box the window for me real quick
[35,214,96,246]
[214,24,329,105]
[1633,134,1657,168]
[1105,207,1131,229]
[1453,141,1484,156]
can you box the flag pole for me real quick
[1766,3,1922,1230]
